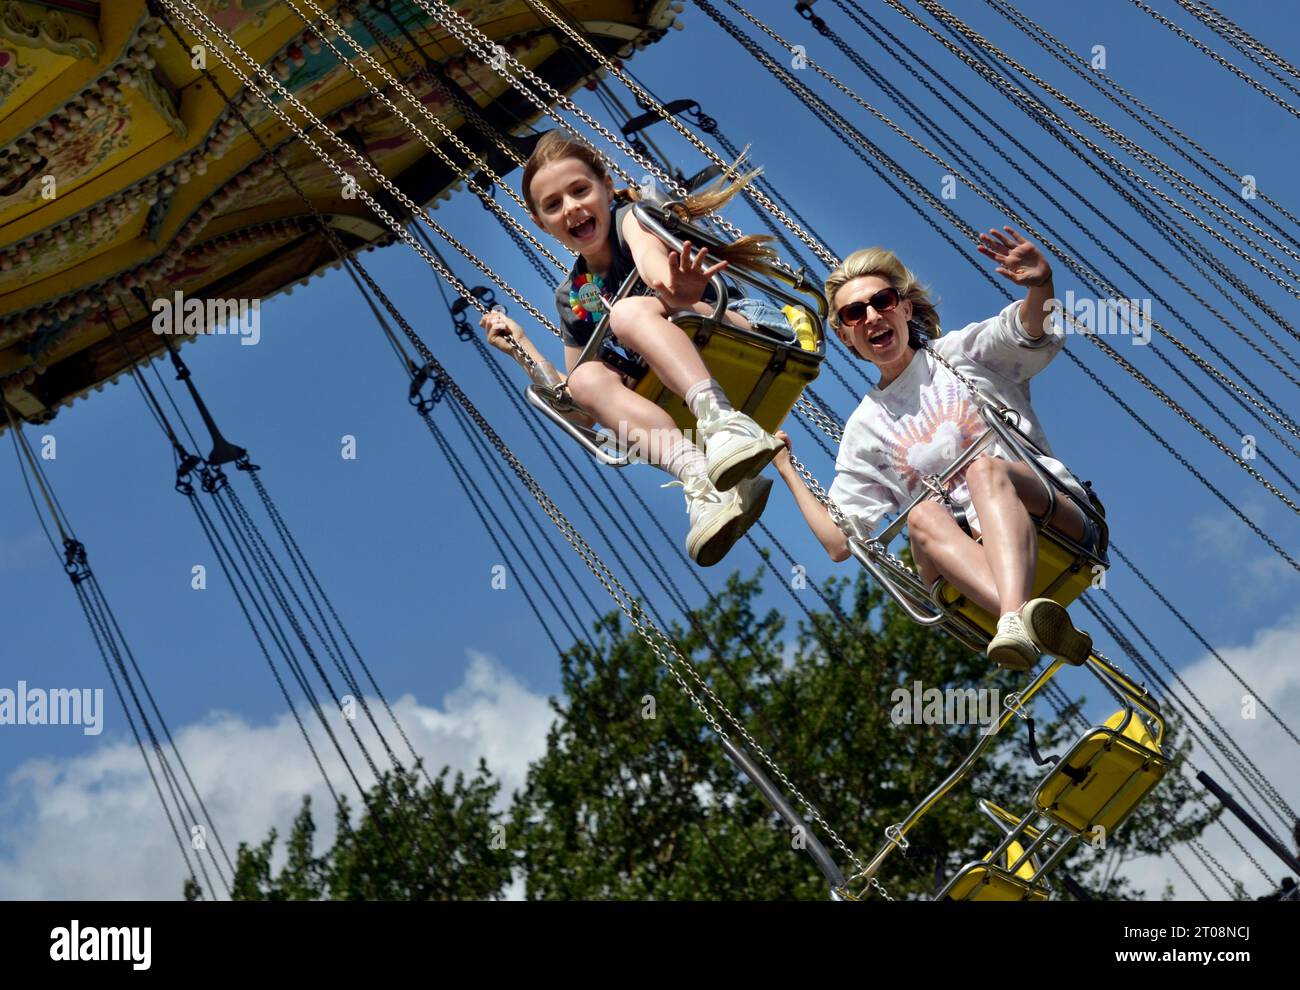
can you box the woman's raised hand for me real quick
[662,239,729,307]
[480,309,527,355]
[978,226,1052,287]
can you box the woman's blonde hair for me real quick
[521,130,779,275]
[823,247,941,342]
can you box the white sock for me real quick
[685,378,733,421]
[661,436,709,483]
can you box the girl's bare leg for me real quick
[608,296,722,397]
[566,358,688,463]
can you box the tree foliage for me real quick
[196,565,1207,900]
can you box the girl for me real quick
[774,229,1100,671]
[483,131,787,567]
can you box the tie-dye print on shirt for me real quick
[829,300,1091,537]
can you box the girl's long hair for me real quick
[823,247,941,343]
[522,130,779,275]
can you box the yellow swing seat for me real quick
[1033,707,1170,837]
[939,799,1059,901]
[942,840,1052,902]
[932,516,1101,640]
[632,305,823,436]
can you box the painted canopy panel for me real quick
[0,0,676,422]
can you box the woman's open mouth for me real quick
[867,326,895,350]
[569,217,598,242]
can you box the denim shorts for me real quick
[727,296,791,333]
[1075,509,1103,555]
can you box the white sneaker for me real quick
[696,408,784,492]
[663,474,772,567]
[1021,598,1092,666]
[987,611,1040,672]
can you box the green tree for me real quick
[509,565,1209,900]
[196,564,1209,900]
[187,762,512,900]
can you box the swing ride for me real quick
[3,0,1298,903]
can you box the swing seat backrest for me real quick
[1032,707,1170,837]
[941,840,1052,901]
[633,308,822,434]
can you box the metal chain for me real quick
[163,0,560,337]
[741,0,1300,453]
[404,0,808,274]
[984,0,1300,255]
[836,0,1300,417]
[787,452,848,530]
[1131,0,1300,119]
[978,0,1300,365]
[918,0,1300,278]
[833,1,1300,493]
[356,4,530,169]
[161,0,866,879]
[1180,0,1300,86]
[287,0,569,274]
[404,0,686,198]
[904,0,1300,296]
[795,394,843,445]
[702,0,1300,546]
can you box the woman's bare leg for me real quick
[908,500,1001,615]
[964,456,1088,614]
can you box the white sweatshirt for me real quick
[827,300,1091,538]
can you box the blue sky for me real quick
[2,0,1298,899]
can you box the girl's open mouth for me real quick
[569,217,598,242]
[867,326,895,350]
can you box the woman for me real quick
[482,132,787,567]
[775,228,1100,671]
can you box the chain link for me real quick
[1178,0,1300,87]
[288,0,569,275]
[736,0,1300,452]
[986,0,1300,247]
[1132,0,1300,120]
[355,4,530,170]
[740,0,1300,515]
[908,0,1300,296]
[406,0,680,194]
[163,0,561,337]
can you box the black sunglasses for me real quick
[837,286,901,326]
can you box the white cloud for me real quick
[1119,608,1300,900]
[1188,497,1299,607]
[0,652,553,900]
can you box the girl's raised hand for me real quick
[662,239,729,307]
[480,309,526,355]
[977,226,1052,287]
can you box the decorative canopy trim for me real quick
[0,0,99,59]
